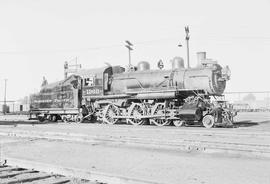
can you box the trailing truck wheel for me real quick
[127,103,144,126]
[103,104,120,125]
[202,115,215,128]
[37,116,45,122]
[51,115,58,122]
[150,103,170,127]
[173,120,185,127]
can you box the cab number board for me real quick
[84,88,102,95]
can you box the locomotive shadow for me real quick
[233,120,263,128]
[0,120,57,126]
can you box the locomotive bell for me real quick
[137,61,150,71]
[171,57,185,69]
[220,66,231,81]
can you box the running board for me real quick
[112,115,179,120]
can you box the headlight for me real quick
[221,66,231,81]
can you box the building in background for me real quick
[0,96,29,114]
[224,92,270,112]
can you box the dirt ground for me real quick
[0,112,270,184]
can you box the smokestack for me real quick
[197,52,206,66]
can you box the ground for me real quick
[0,112,270,184]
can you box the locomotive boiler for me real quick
[29,52,234,128]
[110,55,228,97]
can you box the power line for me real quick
[0,44,123,55]
[1,35,270,55]
[0,37,181,55]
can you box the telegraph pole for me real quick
[185,26,190,68]
[3,79,7,115]
[64,57,82,79]
[125,40,133,67]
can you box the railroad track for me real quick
[1,128,270,158]
[1,124,270,138]
[0,164,93,184]
[0,158,161,184]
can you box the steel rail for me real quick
[1,129,270,159]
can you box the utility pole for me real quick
[185,26,190,68]
[64,57,82,79]
[74,57,79,72]
[125,40,133,67]
[3,79,7,115]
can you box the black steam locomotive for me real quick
[29,52,235,128]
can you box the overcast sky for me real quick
[0,0,270,100]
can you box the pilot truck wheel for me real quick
[202,115,215,128]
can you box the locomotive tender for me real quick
[30,52,234,128]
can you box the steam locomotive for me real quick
[29,52,234,128]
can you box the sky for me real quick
[0,0,269,101]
